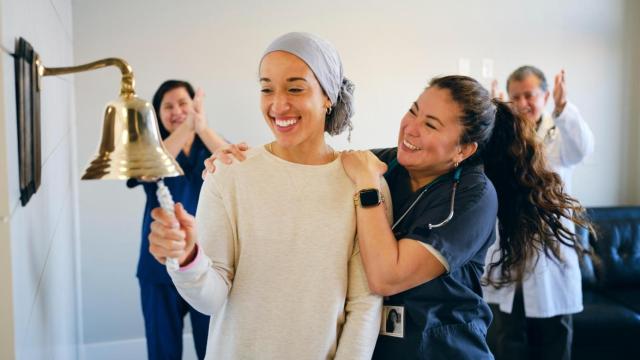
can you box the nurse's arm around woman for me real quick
[341,151,447,295]
[341,146,489,296]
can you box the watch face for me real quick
[360,189,381,207]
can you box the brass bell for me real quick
[81,94,183,181]
[36,57,183,181]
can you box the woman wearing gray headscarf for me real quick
[147,32,387,359]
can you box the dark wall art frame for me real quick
[14,37,41,206]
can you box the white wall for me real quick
[625,0,640,201]
[71,0,639,356]
[0,0,82,359]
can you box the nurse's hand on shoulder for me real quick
[201,142,250,180]
[148,203,198,267]
[341,150,387,189]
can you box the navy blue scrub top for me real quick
[372,148,498,360]
[127,138,211,284]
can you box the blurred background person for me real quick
[485,66,594,360]
[127,80,228,359]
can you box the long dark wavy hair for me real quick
[429,75,595,288]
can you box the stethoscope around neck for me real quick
[390,164,463,232]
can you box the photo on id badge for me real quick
[381,305,404,338]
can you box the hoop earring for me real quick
[326,106,332,115]
[454,161,460,168]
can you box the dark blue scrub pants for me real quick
[487,286,573,360]
[140,282,210,360]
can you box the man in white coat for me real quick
[484,65,594,360]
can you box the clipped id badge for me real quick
[380,305,404,338]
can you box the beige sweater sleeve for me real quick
[168,174,235,316]
[334,180,392,359]
[334,243,382,359]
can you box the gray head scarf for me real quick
[262,32,354,137]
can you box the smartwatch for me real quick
[354,188,384,208]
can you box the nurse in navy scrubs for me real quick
[127,80,229,360]
[341,75,590,359]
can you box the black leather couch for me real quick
[573,206,640,360]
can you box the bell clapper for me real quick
[156,180,180,271]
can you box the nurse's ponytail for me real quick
[482,100,592,287]
[428,75,594,288]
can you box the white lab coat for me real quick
[482,102,595,318]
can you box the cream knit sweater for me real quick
[169,146,390,359]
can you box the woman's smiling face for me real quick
[158,86,193,133]
[259,51,331,149]
[397,86,467,178]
